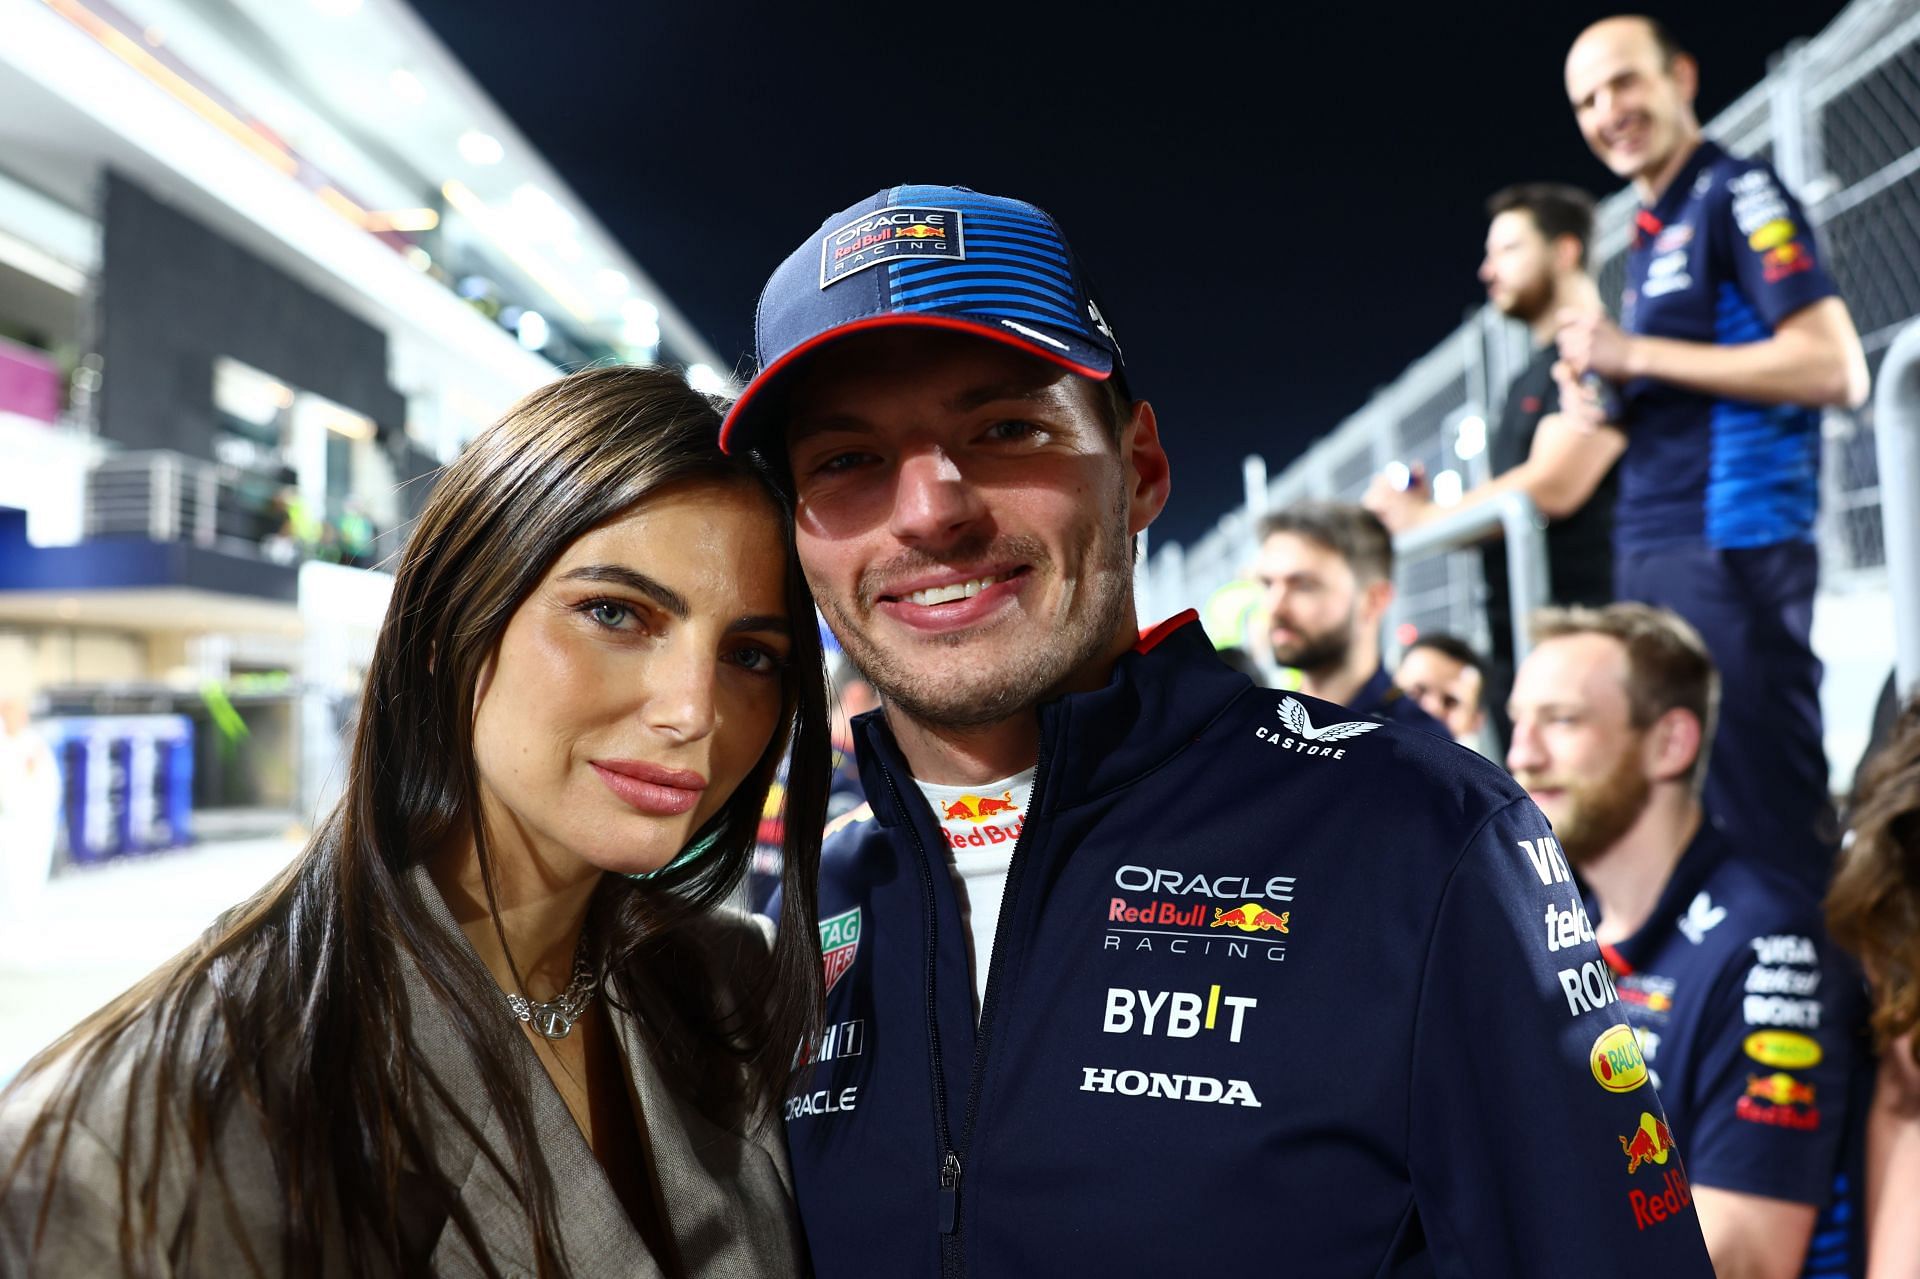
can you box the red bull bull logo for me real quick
[895,223,947,239]
[1618,1111,1676,1174]
[1763,241,1812,282]
[1745,1072,1816,1106]
[1736,1072,1821,1129]
[1209,903,1290,933]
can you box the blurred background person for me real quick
[0,367,829,1277]
[1395,632,1489,745]
[1827,696,1920,1277]
[1368,182,1623,752]
[826,652,876,821]
[1254,503,1446,734]
[1508,602,1867,1279]
[1559,16,1872,885]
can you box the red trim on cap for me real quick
[1135,609,1199,654]
[1600,942,1633,977]
[718,313,1111,454]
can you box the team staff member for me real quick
[1395,632,1489,744]
[1368,182,1623,750]
[723,183,1713,1276]
[1558,17,1871,880]
[1509,603,1867,1278]
[1254,503,1446,735]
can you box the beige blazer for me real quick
[0,867,806,1277]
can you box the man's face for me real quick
[1479,210,1557,324]
[1506,633,1653,864]
[1255,532,1362,674]
[1565,19,1696,184]
[1395,646,1485,741]
[784,329,1167,730]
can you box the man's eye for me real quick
[984,419,1041,442]
[813,450,876,475]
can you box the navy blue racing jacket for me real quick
[784,613,1714,1276]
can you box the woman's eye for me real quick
[585,601,632,629]
[727,645,785,675]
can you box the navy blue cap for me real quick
[719,184,1126,456]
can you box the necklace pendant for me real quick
[530,1002,575,1040]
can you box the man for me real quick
[1508,603,1867,1278]
[1367,182,1623,749]
[721,183,1713,1274]
[1559,17,1871,879]
[1394,632,1488,743]
[1253,503,1446,735]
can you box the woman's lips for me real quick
[590,761,706,816]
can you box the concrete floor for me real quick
[0,835,302,1083]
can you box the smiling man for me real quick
[1558,16,1870,886]
[1508,603,1867,1279]
[721,184,1714,1276]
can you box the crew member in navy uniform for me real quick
[720,183,1714,1275]
[1557,17,1871,885]
[1253,502,1447,736]
[1509,602,1868,1278]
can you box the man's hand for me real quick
[1557,308,1638,382]
[1363,465,1432,534]
[1549,359,1611,436]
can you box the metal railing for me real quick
[1144,0,1920,681]
[1875,320,1920,697]
[1390,493,1549,667]
[85,449,278,553]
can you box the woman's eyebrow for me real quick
[558,564,688,619]
[731,613,792,636]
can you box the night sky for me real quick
[410,1,1849,546]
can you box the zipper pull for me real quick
[938,1151,963,1233]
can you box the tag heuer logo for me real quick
[820,906,862,995]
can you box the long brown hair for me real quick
[1,365,828,1276]
[1828,694,1920,1063]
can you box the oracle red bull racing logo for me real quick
[1105,865,1298,963]
[818,205,965,287]
[819,906,861,996]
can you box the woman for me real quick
[0,365,828,1277]
[1828,695,1920,1278]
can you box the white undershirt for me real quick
[911,768,1035,1018]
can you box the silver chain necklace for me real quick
[506,941,597,1040]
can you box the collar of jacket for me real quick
[847,610,1247,825]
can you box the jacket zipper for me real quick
[879,767,965,1240]
[941,741,1054,1275]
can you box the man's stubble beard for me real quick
[1523,740,1653,867]
[816,480,1136,731]
[1270,603,1354,678]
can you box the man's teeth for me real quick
[905,574,1009,606]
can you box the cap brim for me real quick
[718,313,1115,457]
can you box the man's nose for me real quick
[888,447,985,546]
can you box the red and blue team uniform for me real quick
[779,613,1714,1276]
[1615,140,1840,882]
[1586,818,1870,1278]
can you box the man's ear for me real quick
[1122,399,1172,537]
[1646,706,1703,785]
[1671,52,1700,107]
[1360,576,1396,626]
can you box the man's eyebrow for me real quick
[947,380,1057,413]
[558,565,688,619]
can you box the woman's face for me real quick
[471,478,793,878]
